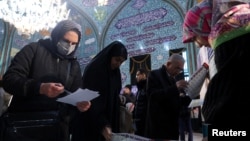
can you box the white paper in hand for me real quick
[188,99,204,108]
[57,88,99,106]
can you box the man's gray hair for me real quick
[168,54,185,63]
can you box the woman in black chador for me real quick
[71,41,128,141]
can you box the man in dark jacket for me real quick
[179,92,193,141]
[2,20,91,141]
[133,68,148,137]
[145,54,188,140]
[121,84,136,106]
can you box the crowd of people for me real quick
[1,0,249,141]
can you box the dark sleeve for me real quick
[147,71,179,102]
[130,93,136,104]
[181,95,192,107]
[2,44,40,97]
[69,61,82,91]
[82,68,109,132]
[65,60,83,118]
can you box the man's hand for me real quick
[176,80,189,90]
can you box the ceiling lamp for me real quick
[0,0,70,38]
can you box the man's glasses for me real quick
[176,67,184,73]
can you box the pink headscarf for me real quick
[182,1,212,43]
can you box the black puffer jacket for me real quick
[3,38,82,112]
[133,79,147,136]
[2,20,82,141]
[133,79,147,120]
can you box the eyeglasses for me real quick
[175,67,184,73]
[62,38,78,45]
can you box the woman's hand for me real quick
[40,83,64,98]
[102,126,112,141]
[76,101,91,112]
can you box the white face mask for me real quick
[57,39,76,55]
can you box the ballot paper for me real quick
[185,63,209,99]
[57,88,99,106]
[188,99,204,108]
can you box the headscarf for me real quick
[211,0,248,26]
[86,41,128,70]
[209,2,250,49]
[51,20,82,51]
[182,1,212,43]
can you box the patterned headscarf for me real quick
[182,1,212,43]
[209,2,250,49]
